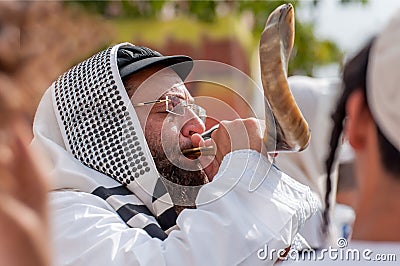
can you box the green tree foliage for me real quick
[66,0,367,76]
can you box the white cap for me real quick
[367,10,400,151]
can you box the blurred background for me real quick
[1,0,398,124]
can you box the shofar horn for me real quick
[260,3,310,152]
[182,4,310,158]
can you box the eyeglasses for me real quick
[134,95,206,123]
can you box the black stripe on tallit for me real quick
[117,204,168,240]
[143,224,167,240]
[91,185,174,240]
[116,203,153,220]
[156,207,177,231]
[92,186,132,199]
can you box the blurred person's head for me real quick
[324,12,400,241]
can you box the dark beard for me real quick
[154,155,208,215]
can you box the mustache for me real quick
[179,140,194,152]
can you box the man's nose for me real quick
[181,115,206,137]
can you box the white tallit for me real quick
[33,43,178,239]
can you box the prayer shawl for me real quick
[33,43,179,240]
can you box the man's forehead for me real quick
[129,66,191,101]
[159,84,191,99]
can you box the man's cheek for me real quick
[161,123,180,149]
[144,123,162,153]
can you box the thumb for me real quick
[190,133,204,148]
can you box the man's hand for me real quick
[210,118,264,163]
[192,118,264,181]
[0,118,50,266]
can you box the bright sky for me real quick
[297,0,400,76]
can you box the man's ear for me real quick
[345,90,372,150]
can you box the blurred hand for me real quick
[0,118,50,266]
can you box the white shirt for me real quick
[49,150,318,266]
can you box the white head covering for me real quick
[32,43,189,239]
[368,10,400,151]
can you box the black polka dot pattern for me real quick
[54,47,150,185]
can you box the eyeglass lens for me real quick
[166,96,206,122]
